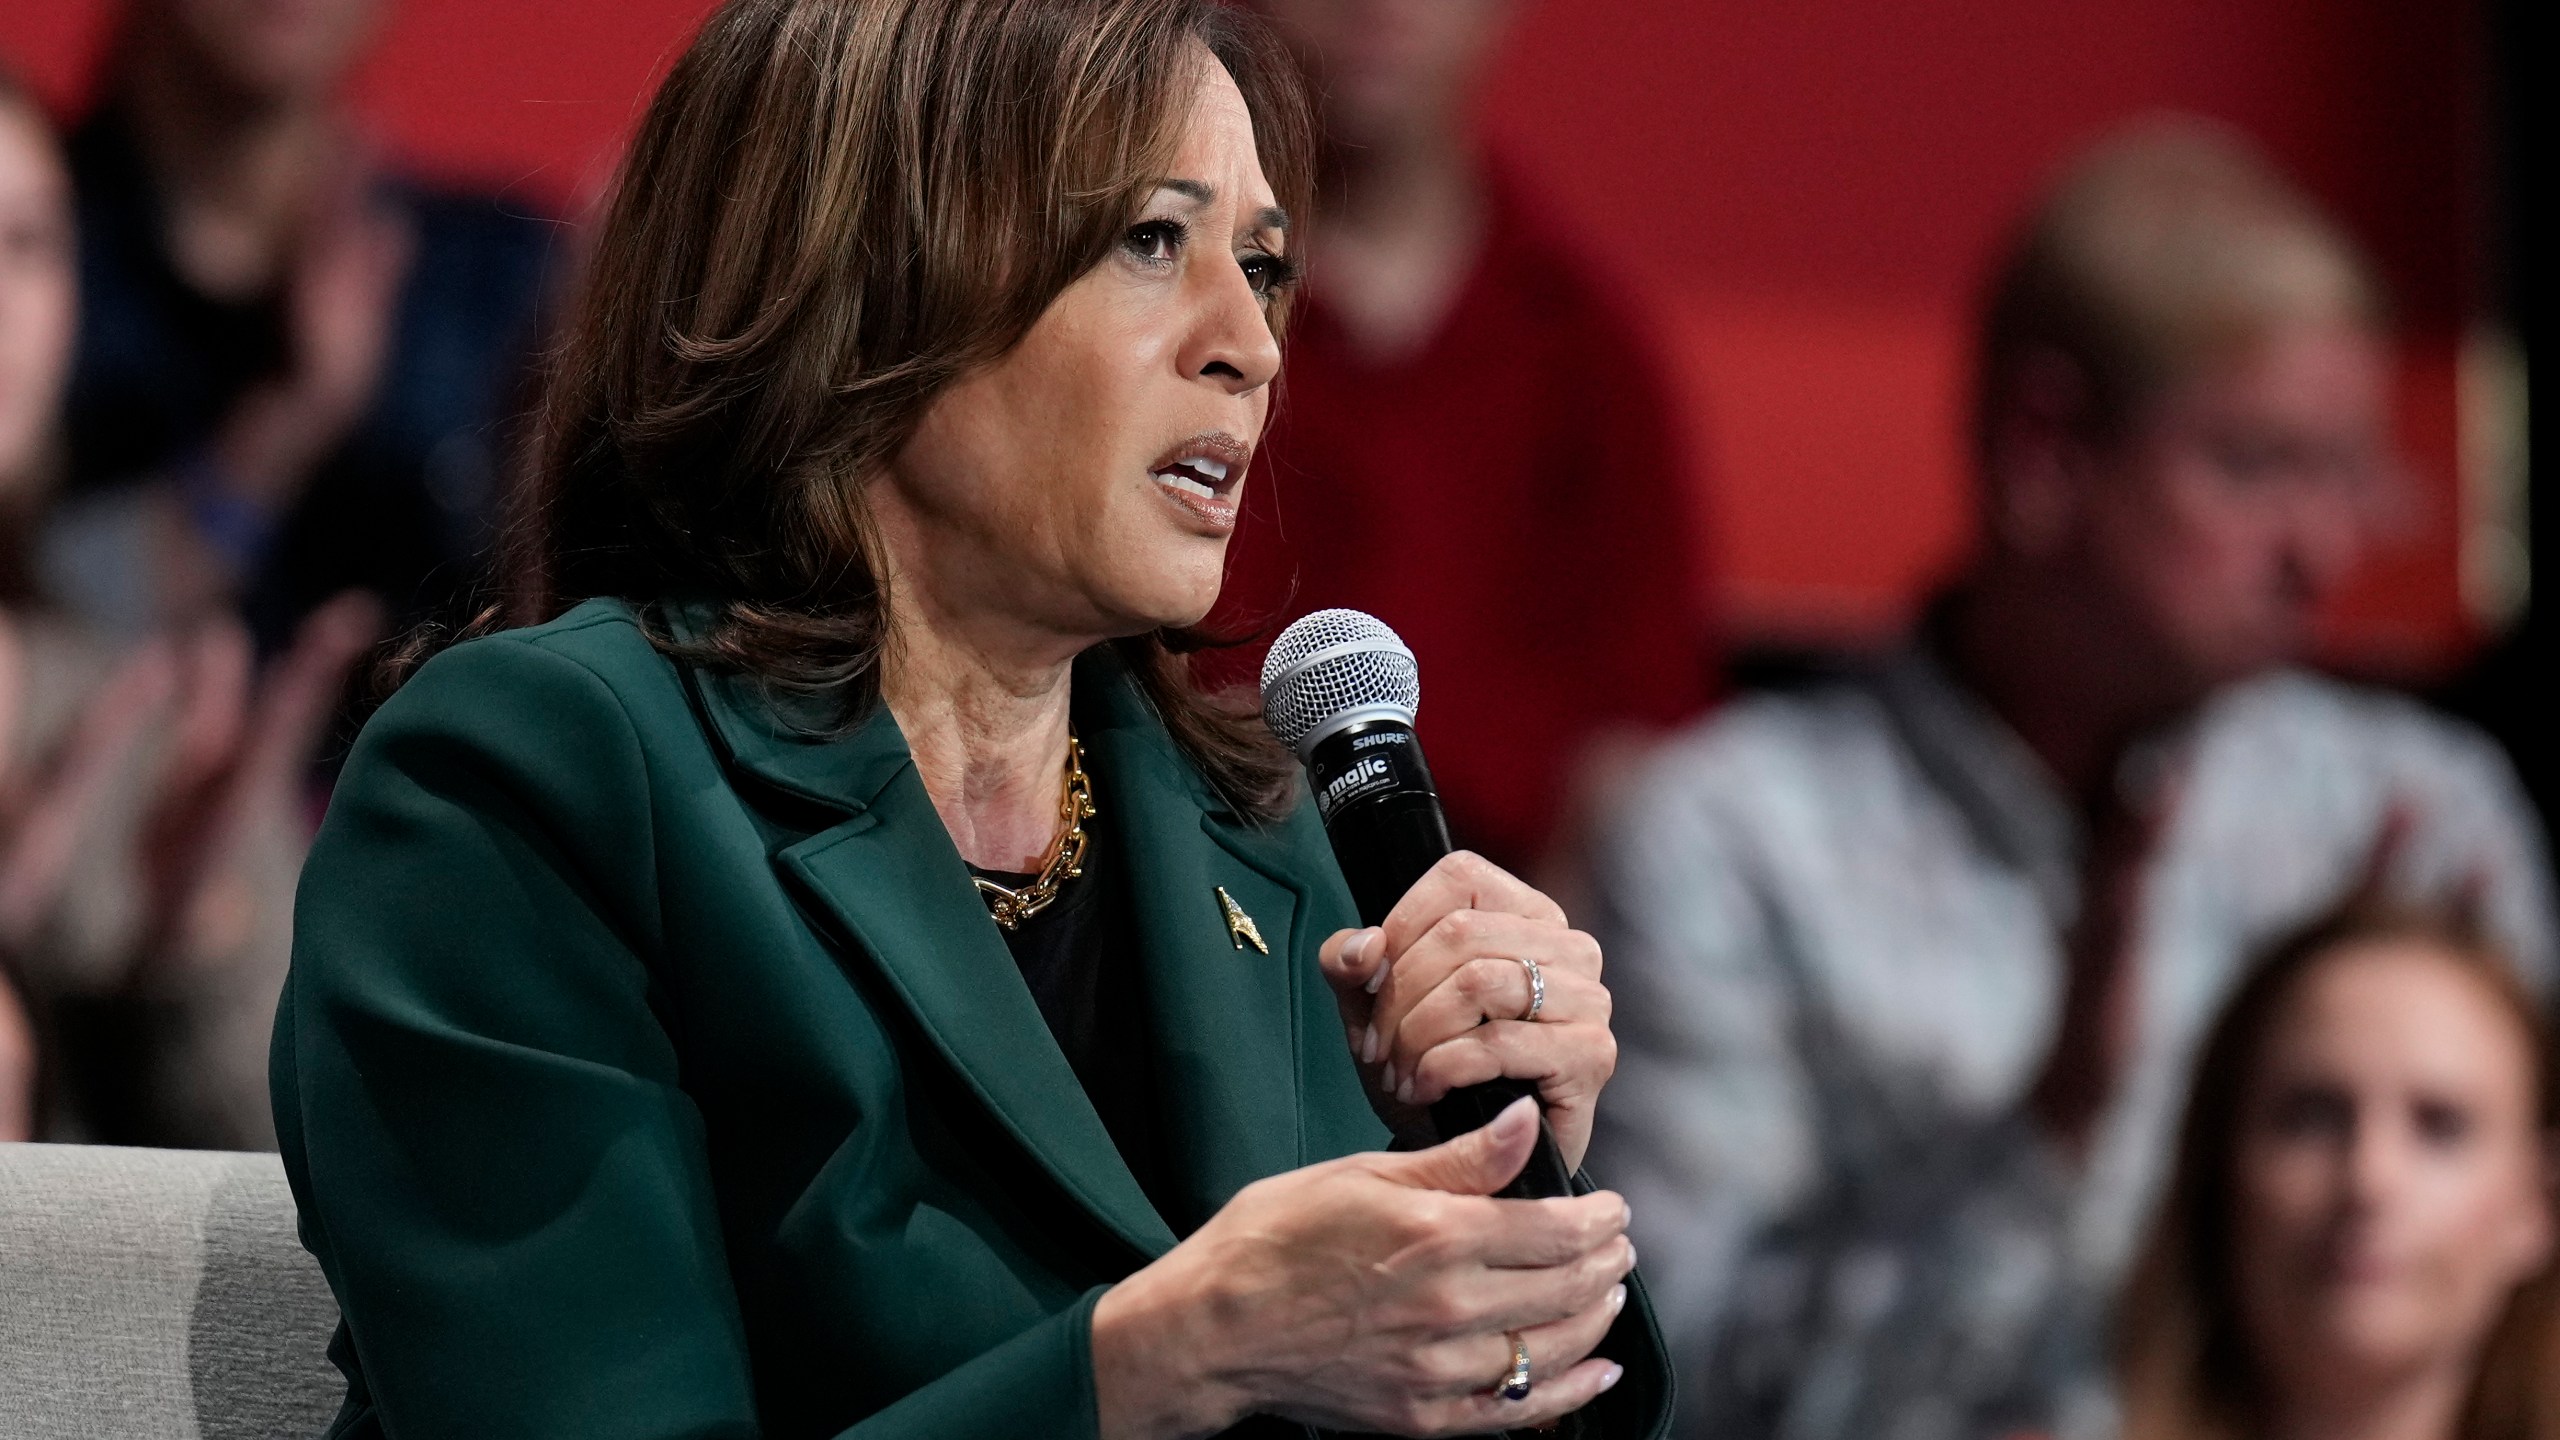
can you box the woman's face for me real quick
[877,53,1289,655]
[0,103,75,496]
[2232,941,2553,1397]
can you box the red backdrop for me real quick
[0,0,2490,670]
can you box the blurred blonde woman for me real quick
[2120,898,2560,1440]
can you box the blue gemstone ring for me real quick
[1498,1333,1532,1402]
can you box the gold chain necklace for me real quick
[973,735,1094,931]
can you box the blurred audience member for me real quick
[0,63,71,1140]
[1215,0,1711,869]
[1584,121,2556,1439]
[41,0,555,649]
[2119,898,2559,1440]
[0,65,378,1149]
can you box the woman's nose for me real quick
[2341,1111,2413,1209]
[1185,264,1282,396]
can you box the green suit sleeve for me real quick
[273,634,1105,1440]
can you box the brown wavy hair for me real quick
[2118,897,2560,1440]
[493,0,1311,818]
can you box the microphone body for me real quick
[1267,613,1577,1201]
[1305,718,1453,926]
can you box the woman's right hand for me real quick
[1091,1097,1635,1439]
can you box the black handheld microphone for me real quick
[1260,609,1576,1201]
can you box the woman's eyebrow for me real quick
[1153,178,1290,235]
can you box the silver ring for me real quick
[1498,1332,1532,1402]
[1516,955,1545,1022]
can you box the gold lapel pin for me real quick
[1216,886,1268,954]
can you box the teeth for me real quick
[1193,458,1229,483]
[1156,471,1216,499]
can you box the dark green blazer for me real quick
[272,598,1670,1439]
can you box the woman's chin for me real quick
[1079,583,1223,643]
[1097,548,1228,633]
[1139,585,1223,635]
[2275,1305,2447,1384]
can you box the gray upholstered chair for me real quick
[0,1143,343,1439]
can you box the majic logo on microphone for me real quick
[1318,752,1397,818]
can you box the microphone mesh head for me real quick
[1259,608,1420,755]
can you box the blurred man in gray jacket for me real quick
[1585,121,2554,1440]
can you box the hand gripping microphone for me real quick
[1260,609,1576,1200]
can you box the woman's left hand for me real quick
[1319,851,1615,1171]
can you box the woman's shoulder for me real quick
[459,594,666,670]
[317,600,700,928]
[357,597,700,786]
[394,598,675,714]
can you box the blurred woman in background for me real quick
[0,62,72,1136]
[2120,899,2560,1440]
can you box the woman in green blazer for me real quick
[272,1,1671,1436]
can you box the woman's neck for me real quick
[2262,1354,2473,1440]
[879,598,1079,875]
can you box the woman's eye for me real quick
[1123,220,1184,265]
[2266,1086,2354,1142]
[2411,1097,2475,1148]
[1239,250,1299,301]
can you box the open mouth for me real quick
[1153,456,1230,499]
[1149,433,1249,524]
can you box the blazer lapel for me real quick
[666,610,1179,1262]
[1076,651,1312,1232]
[778,796,1181,1262]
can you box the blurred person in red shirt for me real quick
[0,66,376,1149]
[2118,897,2559,1440]
[1215,0,1714,870]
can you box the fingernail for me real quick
[1395,1074,1416,1105]
[1360,1024,1380,1065]
[1379,1062,1397,1096]
[1626,1240,1638,1271]
[1598,1362,1624,1393]
[1608,1283,1627,1316]
[1362,931,1390,992]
